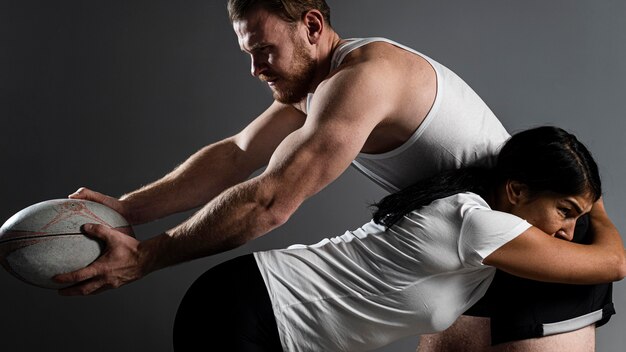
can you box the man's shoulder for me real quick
[337,40,404,69]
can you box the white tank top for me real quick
[306,37,510,192]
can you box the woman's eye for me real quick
[558,208,570,217]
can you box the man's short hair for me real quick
[227,0,331,26]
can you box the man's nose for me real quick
[250,55,266,77]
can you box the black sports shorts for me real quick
[173,254,282,352]
[464,214,615,345]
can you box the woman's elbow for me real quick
[615,249,626,281]
[606,249,626,282]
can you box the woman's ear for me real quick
[302,10,324,44]
[505,180,529,205]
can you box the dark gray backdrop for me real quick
[1,1,625,351]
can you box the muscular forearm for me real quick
[121,138,257,224]
[134,97,365,273]
[138,175,296,273]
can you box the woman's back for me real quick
[254,192,531,351]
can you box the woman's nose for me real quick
[555,222,576,241]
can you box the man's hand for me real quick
[54,223,147,295]
[69,187,131,222]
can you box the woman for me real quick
[173,126,625,352]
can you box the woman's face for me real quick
[506,182,595,241]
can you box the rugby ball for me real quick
[0,199,134,289]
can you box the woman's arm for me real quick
[483,199,626,284]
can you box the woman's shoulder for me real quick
[431,192,491,212]
[403,192,491,226]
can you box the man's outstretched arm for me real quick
[56,60,398,295]
[70,101,306,225]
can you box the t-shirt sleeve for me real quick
[459,206,532,267]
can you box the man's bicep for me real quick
[257,65,394,207]
[262,104,378,206]
[264,68,396,198]
[232,100,306,170]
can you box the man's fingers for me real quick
[69,187,112,206]
[68,188,128,220]
[53,264,100,285]
[53,226,115,284]
[53,221,141,295]
[81,223,120,241]
[69,187,96,199]
[58,277,107,296]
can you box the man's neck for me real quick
[291,32,343,112]
[310,32,343,89]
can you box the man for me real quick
[57,1,613,350]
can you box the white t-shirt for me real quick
[254,192,531,351]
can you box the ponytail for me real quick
[373,167,493,227]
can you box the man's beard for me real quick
[262,38,316,105]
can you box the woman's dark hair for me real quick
[227,0,332,26]
[373,126,602,227]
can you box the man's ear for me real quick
[505,180,529,205]
[302,10,324,44]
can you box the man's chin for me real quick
[272,90,307,105]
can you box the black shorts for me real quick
[465,214,615,345]
[173,254,282,352]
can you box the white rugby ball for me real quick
[0,199,133,289]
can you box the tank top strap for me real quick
[307,38,393,113]
[330,37,396,71]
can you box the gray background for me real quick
[1,1,625,351]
